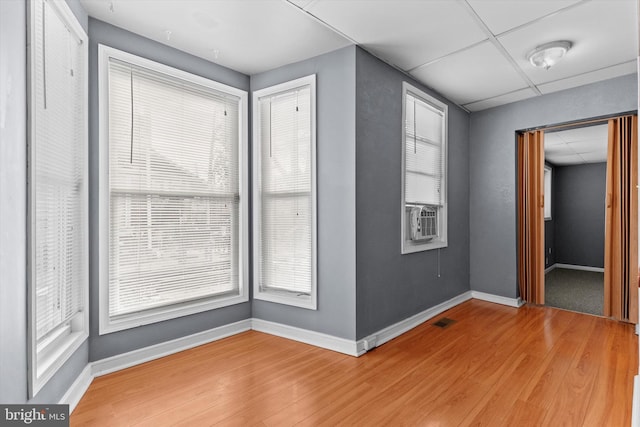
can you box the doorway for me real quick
[516,115,638,323]
[543,124,608,316]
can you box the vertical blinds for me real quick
[108,59,241,317]
[405,92,444,206]
[33,0,86,342]
[257,87,313,294]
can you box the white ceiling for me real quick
[544,124,608,165]
[80,0,638,112]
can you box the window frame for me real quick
[27,0,89,397]
[544,165,552,220]
[98,45,249,334]
[252,75,318,310]
[401,82,448,254]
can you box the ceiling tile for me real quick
[579,151,608,163]
[80,0,352,75]
[538,61,637,95]
[568,139,607,154]
[411,41,529,105]
[467,0,581,35]
[304,0,487,70]
[557,124,608,143]
[463,87,536,112]
[498,0,637,86]
[543,133,564,146]
[546,154,584,165]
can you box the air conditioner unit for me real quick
[410,206,437,241]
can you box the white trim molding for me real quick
[553,263,605,273]
[357,291,473,355]
[60,364,93,413]
[470,291,522,308]
[251,318,359,356]
[91,319,252,377]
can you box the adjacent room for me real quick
[1,0,638,425]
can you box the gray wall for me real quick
[470,74,637,298]
[354,48,470,339]
[88,19,252,360]
[250,46,357,340]
[554,162,607,268]
[0,0,90,404]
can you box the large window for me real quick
[401,82,448,254]
[252,75,317,309]
[98,46,248,334]
[28,0,89,396]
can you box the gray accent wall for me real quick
[354,48,470,339]
[250,46,357,340]
[554,162,607,268]
[470,74,637,298]
[0,0,90,404]
[88,19,252,360]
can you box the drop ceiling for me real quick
[544,124,608,166]
[80,0,638,112]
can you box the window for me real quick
[544,165,552,220]
[252,75,317,309]
[401,82,448,254]
[28,0,89,396]
[98,46,248,334]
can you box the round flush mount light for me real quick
[526,41,572,70]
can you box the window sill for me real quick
[99,292,249,335]
[254,289,317,310]
[402,239,448,254]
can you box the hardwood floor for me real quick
[71,300,637,426]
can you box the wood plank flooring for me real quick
[70,300,638,426]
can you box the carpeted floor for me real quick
[545,267,604,316]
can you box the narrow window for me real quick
[253,76,317,309]
[401,82,448,254]
[28,0,89,396]
[98,46,248,334]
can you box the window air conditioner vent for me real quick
[410,206,437,241]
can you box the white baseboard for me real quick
[545,264,556,274]
[60,363,93,413]
[91,319,252,377]
[471,291,522,308]
[251,318,360,357]
[357,291,473,354]
[554,263,604,273]
[633,375,640,427]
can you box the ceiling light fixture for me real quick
[526,41,572,70]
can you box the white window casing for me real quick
[544,165,552,220]
[401,82,448,254]
[28,0,89,397]
[252,75,317,310]
[98,45,248,334]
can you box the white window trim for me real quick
[27,0,89,398]
[401,82,448,254]
[544,165,552,221]
[98,45,249,334]
[252,75,318,310]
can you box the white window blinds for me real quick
[404,92,445,206]
[106,58,242,319]
[32,0,87,346]
[29,0,88,396]
[253,76,316,308]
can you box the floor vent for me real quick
[433,317,456,328]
